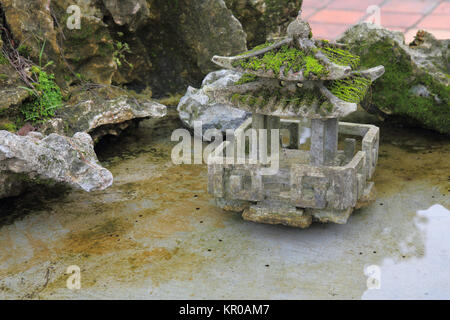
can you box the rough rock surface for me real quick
[178,70,250,135]
[0,60,30,133]
[0,0,248,94]
[339,23,449,134]
[40,92,167,141]
[176,0,247,74]
[102,0,150,31]
[225,0,303,47]
[0,0,117,85]
[0,62,30,112]
[109,0,247,94]
[0,131,113,199]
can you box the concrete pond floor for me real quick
[0,117,449,300]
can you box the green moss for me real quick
[351,39,450,134]
[235,74,258,85]
[0,53,8,65]
[321,45,360,69]
[303,55,326,78]
[233,44,329,78]
[326,75,372,103]
[231,93,240,104]
[0,122,17,132]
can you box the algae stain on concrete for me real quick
[373,125,450,196]
[0,119,449,299]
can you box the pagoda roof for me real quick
[205,77,375,119]
[212,37,384,82]
[208,15,385,119]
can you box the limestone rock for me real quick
[102,0,150,31]
[1,0,61,70]
[177,70,250,135]
[176,0,247,74]
[103,0,247,92]
[1,0,117,85]
[0,62,30,111]
[0,61,30,132]
[40,92,167,141]
[225,0,303,47]
[53,0,117,85]
[339,23,449,134]
[0,131,113,199]
[0,0,249,94]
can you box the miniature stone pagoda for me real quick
[206,12,385,228]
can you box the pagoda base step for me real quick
[243,203,312,228]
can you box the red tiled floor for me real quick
[309,9,365,24]
[303,0,450,41]
[418,14,449,29]
[381,12,423,28]
[382,0,438,14]
[327,0,385,11]
[309,22,350,39]
[302,0,332,9]
[406,28,450,42]
[302,7,318,19]
[422,29,450,39]
[431,1,450,14]
[388,27,408,33]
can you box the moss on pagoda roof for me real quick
[230,41,363,80]
[325,75,372,103]
[232,44,330,79]
[320,45,360,69]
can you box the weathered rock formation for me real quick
[40,88,167,141]
[0,0,248,94]
[0,59,29,113]
[0,131,113,199]
[178,70,249,135]
[225,0,303,47]
[339,23,449,134]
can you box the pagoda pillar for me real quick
[310,118,338,166]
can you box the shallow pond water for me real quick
[0,116,448,299]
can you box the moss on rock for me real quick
[339,23,449,134]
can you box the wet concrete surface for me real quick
[0,118,449,299]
